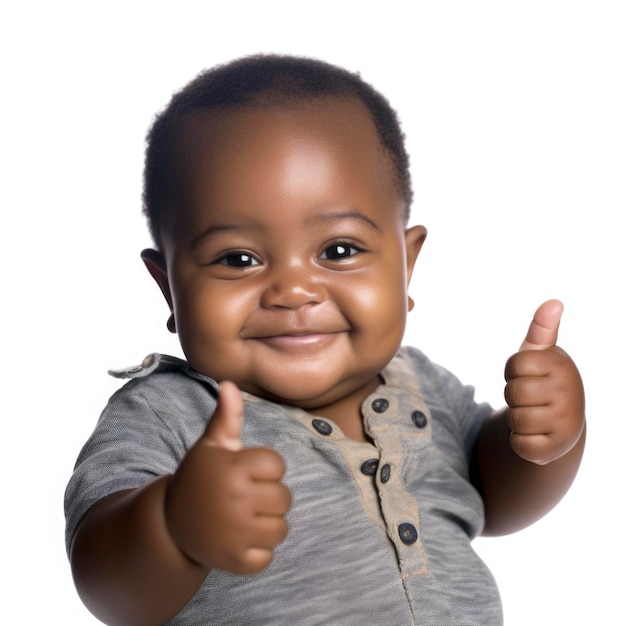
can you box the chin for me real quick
[261,386,336,408]
[254,373,373,409]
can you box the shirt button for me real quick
[312,419,333,435]
[360,459,379,476]
[411,410,428,429]
[398,523,418,545]
[372,398,389,413]
[380,463,391,483]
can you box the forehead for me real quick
[178,96,395,180]
[165,97,403,237]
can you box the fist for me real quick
[164,381,291,573]
[504,300,585,465]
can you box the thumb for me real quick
[519,299,564,351]
[203,381,244,451]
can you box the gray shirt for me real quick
[65,347,503,625]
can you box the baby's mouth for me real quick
[241,309,351,348]
[248,329,347,351]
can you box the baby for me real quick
[65,55,585,625]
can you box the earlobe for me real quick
[166,314,176,333]
[141,248,176,333]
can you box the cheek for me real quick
[343,264,409,332]
[173,281,253,346]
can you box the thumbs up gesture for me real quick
[164,382,291,574]
[504,300,585,465]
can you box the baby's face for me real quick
[150,98,426,411]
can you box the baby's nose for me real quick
[259,265,325,309]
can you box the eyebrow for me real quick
[305,210,383,233]
[190,223,262,250]
[190,209,382,250]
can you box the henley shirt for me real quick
[65,346,503,625]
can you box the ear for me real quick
[404,225,427,285]
[404,226,427,312]
[141,249,176,333]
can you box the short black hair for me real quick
[143,54,413,248]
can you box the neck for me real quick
[311,376,382,443]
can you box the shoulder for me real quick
[393,346,466,399]
[106,353,219,420]
[108,352,217,391]
[64,354,217,553]
[394,346,493,445]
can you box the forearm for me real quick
[474,409,586,536]
[70,475,209,625]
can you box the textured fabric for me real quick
[65,347,503,625]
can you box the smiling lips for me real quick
[241,306,352,351]
[253,331,345,350]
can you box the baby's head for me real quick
[143,54,413,250]
[141,54,426,412]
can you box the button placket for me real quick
[367,394,393,486]
[363,389,429,576]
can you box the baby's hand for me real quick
[504,300,585,466]
[164,381,291,574]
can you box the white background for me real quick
[2,2,624,624]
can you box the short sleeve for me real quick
[402,347,494,462]
[64,371,215,555]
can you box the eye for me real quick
[321,243,361,260]
[215,252,259,267]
